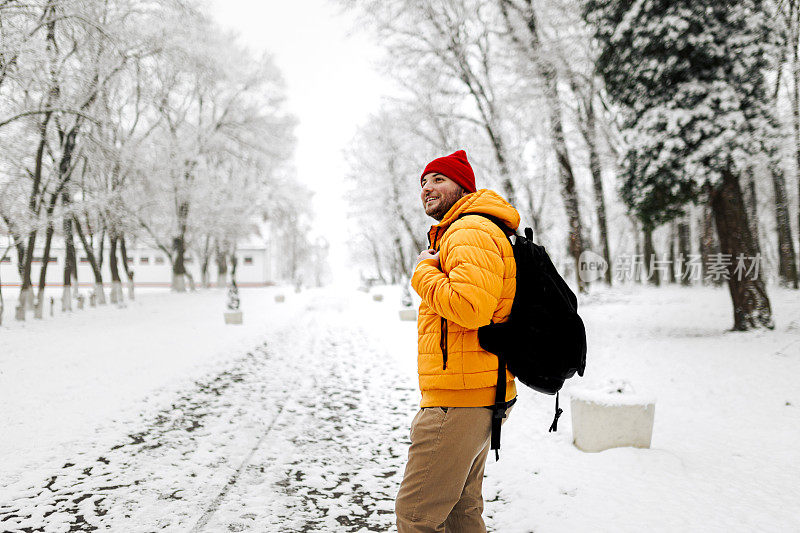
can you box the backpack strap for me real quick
[455,212,516,239]
[491,354,507,461]
[549,392,564,432]
[455,212,518,460]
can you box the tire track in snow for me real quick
[189,401,287,532]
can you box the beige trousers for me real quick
[395,405,512,532]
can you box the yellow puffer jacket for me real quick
[411,189,519,408]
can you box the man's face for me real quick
[421,173,466,221]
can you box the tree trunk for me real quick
[35,188,62,316]
[185,270,196,292]
[769,163,798,288]
[200,235,211,288]
[229,252,238,285]
[201,258,210,288]
[394,236,409,280]
[643,226,659,286]
[668,222,677,284]
[62,210,74,311]
[369,238,387,284]
[743,168,761,256]
[677,218,692,286]
[119,235,135,300]
[792,21,800,289]
[35,219,56,318]
[108,233,122,304]
[73,215,106,304]
[584,94,612,285]
[524,180,545,245]
[0,257,4,325]
[172,235,187,292]
[388,157,425,252]
[215,248,228,288]
[630,216,643,284]
[709,171,773,330]
[700,203,721,286]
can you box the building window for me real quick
[32,257,56,263]
[140,257,149,264]
[79,257,89,263]
[155,256,165,265]
[184,256,193,264]
[244,256,253,265]
[0,257,10,263]
[126,257,134,264]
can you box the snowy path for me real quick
[0,293,418,532]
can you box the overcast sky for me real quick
[208,0,392,285]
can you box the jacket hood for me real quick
[429,189,520,239]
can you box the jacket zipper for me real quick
[430,226,448,370]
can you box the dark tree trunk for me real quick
[172,235,186,292]
[524,180,545,245]
[584,94,612,285]
[72,214,106,304]
[200,234,211,288]
[709,171,773,330]
[792,17,800,288]
[229,252,238,285]
[769,163,798,288]
[215,247,228,287]
[108,233,123,303]
[643,226,659,286]
[742,169,762,257]
[394,236,410,279]
[388,157,425,253]
[35,216,55,316]
[171,199,189,292]
[630,216,643,284]
[369,238,387,284]
[545,70,586,293]
[62,212,74,311]
[668,222,677,284]
[700,203,722,286]
[108,234,121,283]
[677,218,692,286]
[119,234,135,300]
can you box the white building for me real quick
[0,238,280,288]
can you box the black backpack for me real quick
[456,213,587,459]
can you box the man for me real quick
[395,149,519,532]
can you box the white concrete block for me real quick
[398,308,417,321]
[224,311,243,324]
[570,388,655,453]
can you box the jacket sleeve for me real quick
[411,224,504,329]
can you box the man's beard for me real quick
[425,187,464,221]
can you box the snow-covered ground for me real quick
[1,284,799,532]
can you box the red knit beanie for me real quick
[420,150,476,193]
